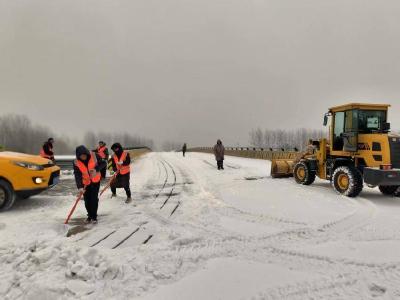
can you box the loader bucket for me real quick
[271,159,295,178]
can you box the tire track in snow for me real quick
[159,159,177,210]
[155,159,169,200]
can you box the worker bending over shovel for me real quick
[73,145,107,224]
[110,143,132,203]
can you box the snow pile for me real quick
[0,241,126,299]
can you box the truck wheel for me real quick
[332,166,363,197]
[379,185,399,196]
[0,179,16,211]
[294,161,316,185]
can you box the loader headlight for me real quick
[13,161,44,171]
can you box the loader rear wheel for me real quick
[332,166,363,197]
[0,179,16,211]
[294,162,316,185]
[379,185,399,196]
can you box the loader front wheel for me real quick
[294,162,316,185]
[332,166,363,197]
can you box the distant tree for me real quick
[249,128,264,147]
[161,141,181,152]
[0,114,75,154]
[0,114,153,155]
[83,130,154,150]
[249,127,327,151]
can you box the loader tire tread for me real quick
[332,166,363,197]
[294,161,316,186]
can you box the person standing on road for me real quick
[73,145,107,224]
[213,139,225,170]
[95,141,109,179]
[110,143,132,203]
[40,138,55,161]
[182,143,187,157]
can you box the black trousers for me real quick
[84,182,100,220]
[100,168,107,179]
[111,173,131,198]
[183,151,186,157]
[217,160,224,170]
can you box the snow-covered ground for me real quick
[2,152,400,299]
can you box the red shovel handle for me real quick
[64,188,86,224]
[99,170,120,198]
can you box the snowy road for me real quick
[2,152,400,299]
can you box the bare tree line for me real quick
[83,131,154,150]
[0,114,153,154]
[161,141,183,152]
[249,128,327,151]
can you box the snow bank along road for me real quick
[2,152,400,299]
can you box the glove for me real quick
[89,169,97,178]
[117,161,124,165]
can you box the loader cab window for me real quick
[333,112,345,151]
[358,110,387,133]
[333,110,358,151]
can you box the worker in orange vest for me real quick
[95,141,109,179]
[110,143,132,203]
[73,145,107,224]
[40,138,55,161]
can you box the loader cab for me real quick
[324,103,390,155]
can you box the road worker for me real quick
[213,139,225,170]
[73,145,107,224]
[110,143,132,203]
[40,138,55,161]
[182,143,187,157]
[95,141,109,179]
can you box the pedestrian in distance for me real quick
[95,141,109,179]
[110,143,132,203]
[40,138,55,161]
[213,139,225,170]
[182,143,187,157]
[73,145,107,224]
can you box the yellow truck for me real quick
[0,152,60,211]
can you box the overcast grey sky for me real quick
[1,0,400,147]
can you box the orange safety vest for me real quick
[113,151,130,175]
[97,145,107,159]
[40,145,53,159]
[74,152,101,186]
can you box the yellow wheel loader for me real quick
[271,103,400,197]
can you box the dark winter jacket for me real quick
[73,145,107,189]
[213,140,225,161]
[42,141,54,158]
[182,144,187,152]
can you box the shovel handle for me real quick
[99,170,120,198]
[64,188,85,224]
